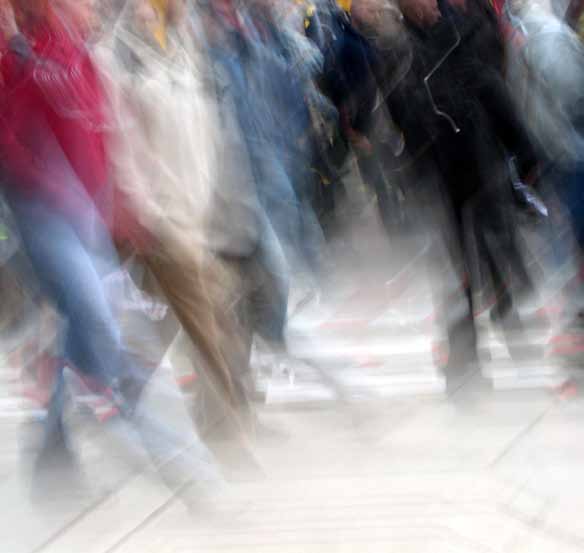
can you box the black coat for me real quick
[318,12,380,135]
[385,3,537,208]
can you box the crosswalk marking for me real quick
[0,267,577,418]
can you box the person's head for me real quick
[10,0,49,28]
[166,0,187,26]
[352,0,405,48]
[209,0,238,29]
[196,0,227,45]
[130,0,160,35]
[398,0,440,26]
[351,0,378,27]
[54,0,101,38]
[352,0,401,29]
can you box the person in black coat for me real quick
[385,0,540,371]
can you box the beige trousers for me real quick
[137,227,253,433]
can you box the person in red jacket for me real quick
[3,0,227,505]
[0,0,133,477]
[0,0,222,497]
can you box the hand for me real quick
[0,1,18,43]
[349,132,373,156]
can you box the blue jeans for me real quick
[282,150,326,278]
[213,50,324,278]
[251,146,324,278]
[5,184,128,454]
[251,210,290,345]
[6,188,123,385]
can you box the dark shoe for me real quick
[32,442,87,504]
[490,292,514,325]
[446,316,478,368]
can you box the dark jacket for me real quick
[385,3,537,206]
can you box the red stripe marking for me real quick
[177,373,198,388]
[558,380,578,399]
[432,342,448,369]
[550,343,584,356]
[22,387,51,407]
[357,357,385,368]
[96,406,120,423]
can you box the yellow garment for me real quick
[150,0,168,50]
[297,0,350,13]
[337,0,352,12]
[293,0,317,29]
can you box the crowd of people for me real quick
[1,0,584,506]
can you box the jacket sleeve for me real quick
[0,34,46,186]
[32,39,105,123]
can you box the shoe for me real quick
[445,315,478,371]
[32,442,88,504]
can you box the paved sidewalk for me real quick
[1,366,583,553]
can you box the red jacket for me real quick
[0,13,151,248]
[0,12,108,204]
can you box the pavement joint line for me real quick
[28,433,229,553]
[499,501,584,550]
[29,483,122,553]
[487,397,560,471]
[100,477,193,553]
[445,367,481,399]
[137,520,503,552]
